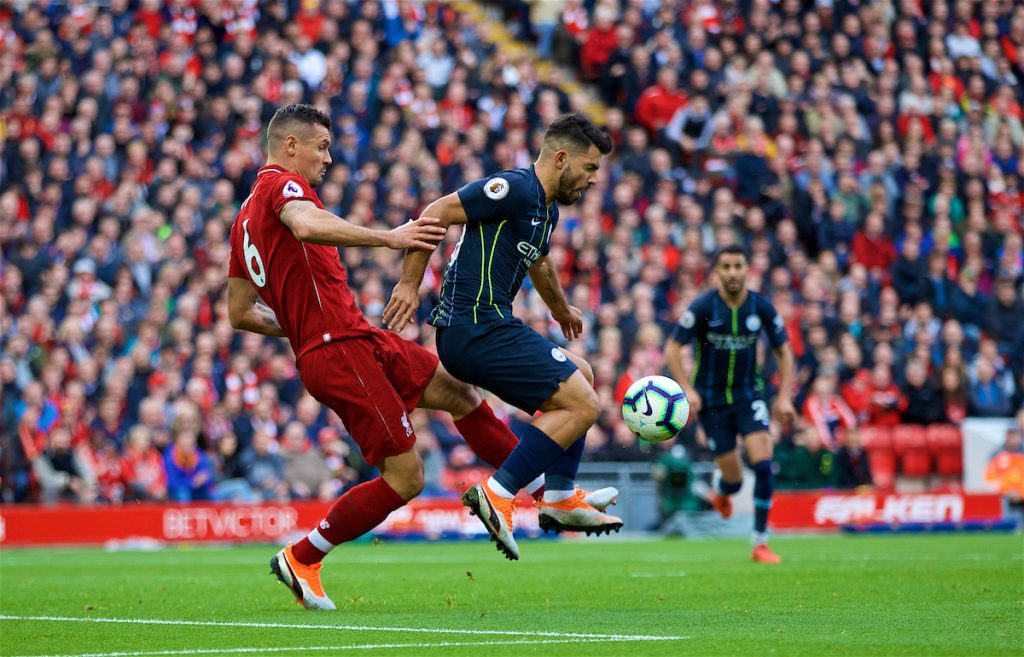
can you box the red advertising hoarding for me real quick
[0,496,541,547]
[0,492,1003,546]
[770,491,1004,529]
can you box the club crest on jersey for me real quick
[679,310,696,329]
[746,314,761,332]
[282,181,304,198]
[484,177,510,200]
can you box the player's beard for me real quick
[555,166,589,205]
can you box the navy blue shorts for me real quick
[700,399,771,456]
[435,319,578,414]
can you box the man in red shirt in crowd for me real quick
[635,68,688,132]
[851,211,896,275]
[227,104,525,610]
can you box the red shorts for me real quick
[297,329,439,466]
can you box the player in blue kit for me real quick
[664,245,796,563]
[384,113,621,560]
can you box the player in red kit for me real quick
[227,104,532,610]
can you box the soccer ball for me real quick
[621,375,690,442]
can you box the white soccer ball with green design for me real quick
[621,375,690,442]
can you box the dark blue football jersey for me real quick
[670,290,788,407]
[429,166,557,326]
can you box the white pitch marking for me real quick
[0,615,686,642]
[8,637,625,657]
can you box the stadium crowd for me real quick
[1,0,1022,505]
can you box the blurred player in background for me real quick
[665,245,796,563]
[385,113,620,560]
[228,104,537,608]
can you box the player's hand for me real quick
[686,389,703,416]
[385,216,447,251]
[552,305,584,341]
[773,395,797,425]
[383,281,419,332]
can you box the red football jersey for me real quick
[228,166,372,359]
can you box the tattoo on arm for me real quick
[254,302,284,335]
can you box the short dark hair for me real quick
[713,244,749,265]
[543,112,613,155]
[267,103,331,147]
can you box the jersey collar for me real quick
[530,164,553,208]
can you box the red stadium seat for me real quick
[926,424,963,477]
[858,425,892,451]
[859,426,894,489]
[891,424,931,477]
[867,451,896,489]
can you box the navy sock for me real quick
[753,460,774,534]
[544,435,585,491]
[493,425,566,494]
[718,478,742,496]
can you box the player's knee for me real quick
[389,469,425,501]
[382,458,426,501]
[439,375,482,417]
[576,386,601,427]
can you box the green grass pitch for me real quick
[1,533,1021,656]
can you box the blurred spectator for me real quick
[240,430,288,502]
[281,421,335,502]
[983,425,1023,509]
[33,427,97,505]
[120,426,167,502]
[775,425,833,490]
[831,428,873,490]
[596,423,652,461]
[651,443,711,532]
[802,369,857,449]
[164,430,214,502]
[969,357,1014,418]
[210,432,258,503]
[85,434,125,503]
[985,275,1024,355]
[865,364,908,427]
[851,212,896,278]
[940,366,969,425]
[635,68,688,132]
[901,360,946,425]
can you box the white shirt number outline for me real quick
[242,218,267,287]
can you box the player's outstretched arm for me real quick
[279,200,446,250]
[664,338,702,415]
[228,276,286,337]
[384,193,468,332]
[772,343,797,424]
[528,256,583,341]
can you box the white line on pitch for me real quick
[8,637,626,657]
[0,615,686,642]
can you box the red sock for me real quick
[291,477,405,565]
[454,400,519,470]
